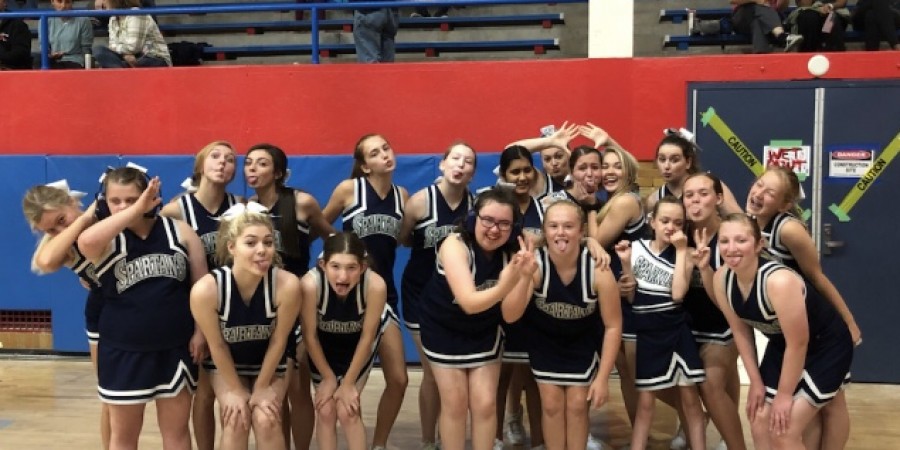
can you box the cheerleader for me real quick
[190,203,301,450]
[614,196,706,450]
[77,167,208,450]
[160,140,242,450]
[707,213,853,450]
[322,134,409,450]
[22,181,109,449]
[302,233,389,450]
[398,142,476,449]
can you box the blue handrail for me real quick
[0,0,586,68]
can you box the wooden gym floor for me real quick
[0,356,897,449]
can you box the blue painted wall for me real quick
[4,153,504,362]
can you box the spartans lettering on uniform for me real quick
[632,256,673,288]
[199,232,218,257]
[423,224,456,249]
[221,323,275,343]
[352,214,401,239]
[534,295,596,319]
[318,319,364,334]
[114,253,188,293]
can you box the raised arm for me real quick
[593,195,642,247]
[501,237,537,323]
[77,177,161,262]
[670,230,693,302]
[506,121,578,153]
[613,240,635,303]
[33,202,97,273]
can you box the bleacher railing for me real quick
[0,0,586,69]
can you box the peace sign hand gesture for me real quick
[690,227,711,270]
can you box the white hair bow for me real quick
[180,177,198,193]
[218,202,270,221]
[98,161,149,184]
[46,179,87,200]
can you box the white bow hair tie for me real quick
[218,202,270,221]
[46,179,87,200]
[98,161,149,183]
[181,177,198,193]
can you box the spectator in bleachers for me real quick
[411,3,449,18]
[0,0,32,69]
[352,0,399,62]
[731,0,803,53]
[852,0,900,50]
[36,0,94,69]
[786,0,849,51]
[92,0,171,68]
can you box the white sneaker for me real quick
[784,34,804,52]
[714,440,728,450]
[504,411,526,445]
[586,433,609,450]
[493,438,505,450]
[669,426,687,450]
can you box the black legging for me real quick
[852,0,900,50]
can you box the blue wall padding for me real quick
[5,152,505,361]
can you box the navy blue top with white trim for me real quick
[761,212,802,274]
[177,192,237,270]
[269,190,312,277]
[526,246,598,337]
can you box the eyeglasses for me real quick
[478,215,513,231]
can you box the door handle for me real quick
[822,223,845,256]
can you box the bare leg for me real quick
[522,367,544,447]
[192,368,217,450]
[411,332,441,446]
[89,343,111,450]
[564,385,589,450]
[156,389,193,450]
[537,382,566,450]
[678,385,706,450]
[315,398,339,450]
[818,390,850,450]
[288,344,315,450]
[469,362,502,450]
[108,403,146,450]
[616,340,638,426]
[251,374,289,450]
[208,371,250,450]
[371,323,408,448]
[432,365,470,450]
[630,390,656,450]
[698,343,746,450]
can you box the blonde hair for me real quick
[214,210,282,268]
[22,185,81,274]
[763,166,804,220]
[190,141,236,188]
[596,147,640,223]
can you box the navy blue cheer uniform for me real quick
[502,196,545,363]
[93,216,197,404]
[525,246,602,385]
[420,237,508,368]
[308,267,388,385]
[684,231,732,345]
[761,212,802,273]
[630,239,705,391]
[203,266,288,377]
[606,192,647,343]
[400,185,472,331]
[68,244,104,344]
[724,259,852,406]
[653,184,678,202]
[536,171,567,198]
[343,177,403,323]
[177,192,237,269]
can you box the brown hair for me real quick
[763,166,804,220]
[350,134,384,179]
[189,141,236,188]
